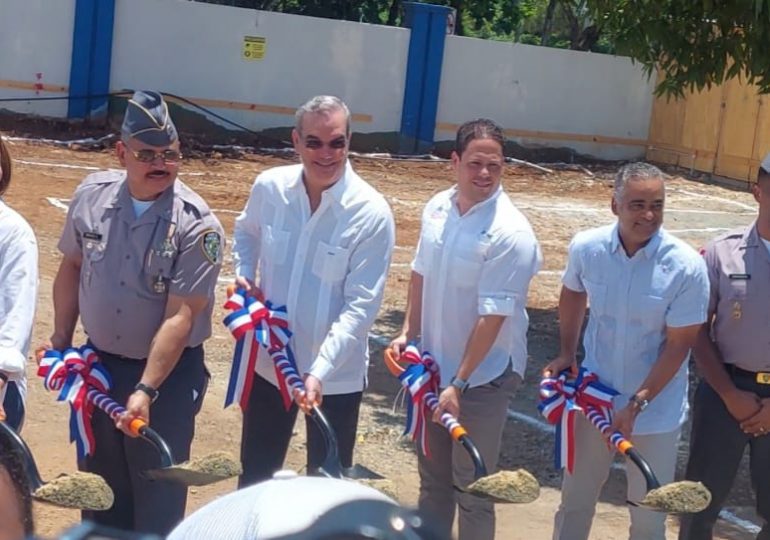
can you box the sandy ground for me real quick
[1,136,763,539]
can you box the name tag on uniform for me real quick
[729,274,751,280]
[83,231,103,241]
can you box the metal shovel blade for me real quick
[342,465,386,481]
[142,451,242,486]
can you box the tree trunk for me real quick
[451,0,464,36]
[541,0,559,46]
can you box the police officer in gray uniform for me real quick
[679,153,770,540]
[48,91,223,535]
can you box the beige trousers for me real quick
[552,413,681,540]
[417,367,521,540]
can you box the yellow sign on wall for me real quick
[242,36,266,60]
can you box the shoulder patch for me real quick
[200,230,222,264]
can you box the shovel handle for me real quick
[0,420,46,491]
[584,406,661,491]
[383,349,488,479]
[85,388,175,468]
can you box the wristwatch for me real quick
[629,394,649,412]
[450,376,470,394]
[134,382,159,403]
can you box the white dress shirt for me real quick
[0,200,38,404]
[233,162,395,395]
[412,186,541,386]
[562,224,709,435]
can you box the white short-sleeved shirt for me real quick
[0,200,38,404]
[412,186,541,386]
[233,162,395,395]
[562,224,709,434]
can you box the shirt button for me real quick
[116,335,121,340]
[125,254,131,260]
[120,281,125,286]
[116,308,122,314]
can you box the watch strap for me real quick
[135,382,159,403]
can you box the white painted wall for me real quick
[0,0,75,118]
[436,35,656,159]
[0,0,656,158]
[110,0,410,134]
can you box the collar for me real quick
[106,174,175,224]
[742,221,761,248]
[610,223,663,259]
[290,160,356,208]
[449,184,503,217]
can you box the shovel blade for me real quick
[343,465,385,480]
[143,466,233,486]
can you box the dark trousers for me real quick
[3,381,25,431]
[679,377,770,540]
[238,374,362,487]
[80,345,209,535]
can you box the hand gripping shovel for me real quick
[583,406,711,513]
[86,388,242,485]
[384,349,539,504]
[0,419,113,510]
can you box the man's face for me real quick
[117,139,181,201]
[292,109,349,189]
[0,468,25,540]
[452,138,504,207]
[612,177,665,250]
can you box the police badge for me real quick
[201,230,222,264]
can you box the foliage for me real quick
[587,0,770,97]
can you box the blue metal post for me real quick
[399,2,452,154]
[67,0,115,119]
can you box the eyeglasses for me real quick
[126,147,182,164]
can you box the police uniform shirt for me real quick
[703,221,770,372]
[58,170,223,359]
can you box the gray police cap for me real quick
[121,90,178,146]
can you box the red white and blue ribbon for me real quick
[396,344,442,457]
[37,346,112,459]
[223,287,300,411]
[538,367,618,473]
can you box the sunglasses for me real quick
[126,147,182,164]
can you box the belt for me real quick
[725,364,770,385]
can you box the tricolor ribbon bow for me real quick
[37,346,112,459]
[397,344,441,457]
[538,367,618,473]
[223,287,301,411]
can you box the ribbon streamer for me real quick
[395,344,443,457]
[538,367,618,473]
[38,346,112,458]
[223,287,300,411]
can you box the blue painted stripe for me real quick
[68,0,96,118]
[67,0,115,119]
[399,2,452,152]
[89,0,116,118]
[417,11,449,145]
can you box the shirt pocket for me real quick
[312,241,351,283]
[263,225,290,266]
[638,295,668,324]
[450,255,483,287]
[583,279,607,316]
[81,239,106,287]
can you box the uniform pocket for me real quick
[82,240,106,287]
[312,242,351,282]
[638,295,668,324]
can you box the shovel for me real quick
[85,388,241,486]
[384,349,540,504]
[0,419,113,510]
[583,406,711,513]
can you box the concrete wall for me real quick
[110,0,410,135]
[436,36,656,160]
[0,0,75,118]
[0,0,656,159]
